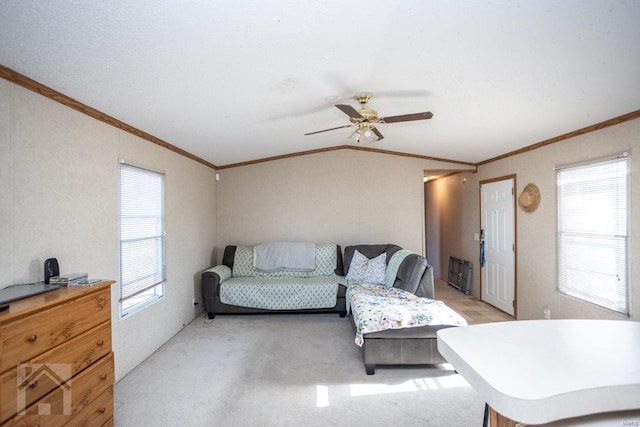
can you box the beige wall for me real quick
[0,79,217,380]
[216,149,464,261]
[424,180,441,277]
[438,118,640,321]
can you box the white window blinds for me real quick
[119,163,165,315]
[556,153,629,315]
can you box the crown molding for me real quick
[477,110,640,166]
[216,145,475,170]
[3,64,638,172]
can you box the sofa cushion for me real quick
[255,267,310,279]
[313,244,340,276]
[232,246,257,277]
[220,277,344,310]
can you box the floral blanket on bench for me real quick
[348,283,467,346]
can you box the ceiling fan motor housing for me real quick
[356,109,379,122]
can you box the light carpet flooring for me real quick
[115,280,511,426]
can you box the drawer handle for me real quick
[96,296,107,309]
[99,374,108,381]
[29,380,38,388]
[27,334,38,342]
[98,407,107,414]
[96,339,104,347]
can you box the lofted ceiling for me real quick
[1,1,639,168]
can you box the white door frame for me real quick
[479,175,517,318]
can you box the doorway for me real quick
[479,176,517,316]
[423,169,475,281]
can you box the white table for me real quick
[437,319,640,425]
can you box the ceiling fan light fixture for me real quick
[358,123,379,143]
[348,126,377,143]
[349,128,360,142]
[360,132,377,143]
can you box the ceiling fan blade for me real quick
[335,104,363,119]
[304,124,354,136]
[381,111,433,123]
[372,127,384,141]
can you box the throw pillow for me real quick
[363,253,386,285]
[345,250,368,281]
[345,250,386,285]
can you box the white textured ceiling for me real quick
[1,1,639,167]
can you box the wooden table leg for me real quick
[489,406,518,427]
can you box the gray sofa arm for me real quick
[415,263,435,299]
[392,254,434,299]
[392,254,427,295]
[202,265,232,319]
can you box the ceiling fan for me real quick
[304,93,433,143]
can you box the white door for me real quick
[480,178,515,315]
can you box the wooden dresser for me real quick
[0,281,114,427]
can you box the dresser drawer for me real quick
[1,389,113,427]
[64,386,113,427]
[0,288,110,371]
[0,323,111,423]
[1,353,114,427]
[68,352,114,415]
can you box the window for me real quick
[119,163,165,316]
[557,153,629,315]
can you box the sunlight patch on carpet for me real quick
[348,374,470,397]
[316,385,329,408]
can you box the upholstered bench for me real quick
[343,244,467,375]
[356,324,454,375]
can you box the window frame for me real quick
[119,162,166,317]
[556,152,630,316]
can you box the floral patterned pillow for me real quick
[346,250,386,285]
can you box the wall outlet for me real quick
[543,308,551,320]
